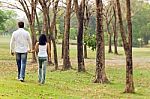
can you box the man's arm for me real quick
[10,33,15,55]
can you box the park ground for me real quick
[0,36,150,99]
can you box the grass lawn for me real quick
[0,36,150,99]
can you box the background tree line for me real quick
[0,0,150,48]
[0,0,150,93]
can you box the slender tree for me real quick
[104,2,114,53]
[83,0,91,59]
[74,0,86,72]
[94,0,109,83]
[116,0,134,93]
[63,0,71,70]
[112,2,118,55]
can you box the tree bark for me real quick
[74,0,86,72]
[84,44,87,58]
[113,4,118,55]
[116,0,134,93]
[108,33,113,53]
[49,0,59,69]
[125,0,134,93]
[106,17,113,53]
[61,16,65,59]
[63,0,71,70]
[35,10,41,35]
[30,25,37,62]
[94,0,109,83]
[83,3,90,59]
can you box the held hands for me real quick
[28,49,35,53]
[10,50,15,56]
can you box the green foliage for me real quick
[0,10,17,35]
[0,10,8,30]
[132,1,150,46]
[70,28,77,40]
[84,34,96,51]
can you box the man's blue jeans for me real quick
[38,57,47,84]
[16,53,27,80]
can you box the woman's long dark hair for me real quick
[39,34,47,45]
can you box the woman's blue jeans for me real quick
[16,53,27,80]
[38,57,47,84]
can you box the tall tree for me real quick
[94,0,109,83]
[19,0,37,62]
[63,0,71,70]
[116,0,134,93]
[74,0,86,72]
[39,0,59,69]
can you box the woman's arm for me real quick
[47,43,51,56]
[34,42,39,53]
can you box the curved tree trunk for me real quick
[116,0,134,93]
[94,0,109,83]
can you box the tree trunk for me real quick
[54,24,57,39]
[35,10,41,35]
[94,0,109,83]
[84,44,87,58]
[63,0,71,70]
[125,0,134,93]
[74,0,86,72]
[30,25,37,62]
[51,36,58,70]
[116,0,134,93]
[77,18,85,72]
[61,16,65,59]
[61,38,64,59]
[113,5,118,55]
[42,7,52,64]
[48,0,59,68]
[108,34,113,53]
[106,17,113,53]
[83,2,90,59]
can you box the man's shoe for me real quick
[19,78,24,82]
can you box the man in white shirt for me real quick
[10,21,32,82]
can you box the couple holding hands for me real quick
[10,21,50,84]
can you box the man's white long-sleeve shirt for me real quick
[10,28,32,53]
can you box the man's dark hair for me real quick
[39,34,47,45]
[18,21,24,28]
